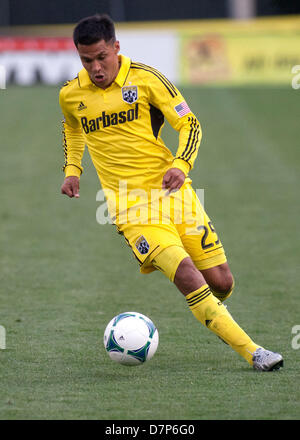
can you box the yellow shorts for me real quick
[116,183,227,281]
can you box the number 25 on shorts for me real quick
[197,221,220,250]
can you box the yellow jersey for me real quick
[59,54,202,219]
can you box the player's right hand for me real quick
[61,176,80,198]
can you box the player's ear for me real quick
[114,40,120,54]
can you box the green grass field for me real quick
[0,85,299,420]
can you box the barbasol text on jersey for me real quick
[81,103,139,134]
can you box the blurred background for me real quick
[1,0,300,86]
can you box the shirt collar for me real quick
[78,54,131,89]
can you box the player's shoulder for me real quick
[130,61,178,97]
[59,71,83,101]
[130,61,165,79]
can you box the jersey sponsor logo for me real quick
[135,236,150,255]
[80,103,139,134]
[122,86,138,104]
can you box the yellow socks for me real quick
[186,284,260,365]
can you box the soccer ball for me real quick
[103,312,159,366]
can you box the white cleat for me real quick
[252,348,284,371]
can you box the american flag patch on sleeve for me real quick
[174,101,191,117]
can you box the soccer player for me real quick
[59,14,283,371]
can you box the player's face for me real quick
[77,39,120,89]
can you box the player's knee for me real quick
[211,273,235,302]
[211,273,234,294]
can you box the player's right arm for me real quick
[59,85,86,198]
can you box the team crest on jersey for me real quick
[122,86,138,104]
[135,236,150,255]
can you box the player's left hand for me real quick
[162,168,185,193]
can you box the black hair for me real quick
[73,14,116,47]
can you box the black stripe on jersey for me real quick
[182,118,197,161]
[131,64,175,98]
[61,120,82,174]
[62,120,68,171]
[178,117,196,161]
[184,120,201,162]
[131,63,177,98]
[131,62,177,96]
[179,117,200,162]
[149,104,164,139]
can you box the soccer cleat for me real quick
[252,348,283,371]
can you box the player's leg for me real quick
[177,184,234,302]
[118,214,283,370]
[155,248,283,370]
[200,262,235,302]
[174,186,283,369]
[153,247,262,366]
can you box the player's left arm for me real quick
[148,73,202,191]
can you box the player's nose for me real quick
[91,60,103,72]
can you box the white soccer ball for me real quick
[103,312,159,366]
